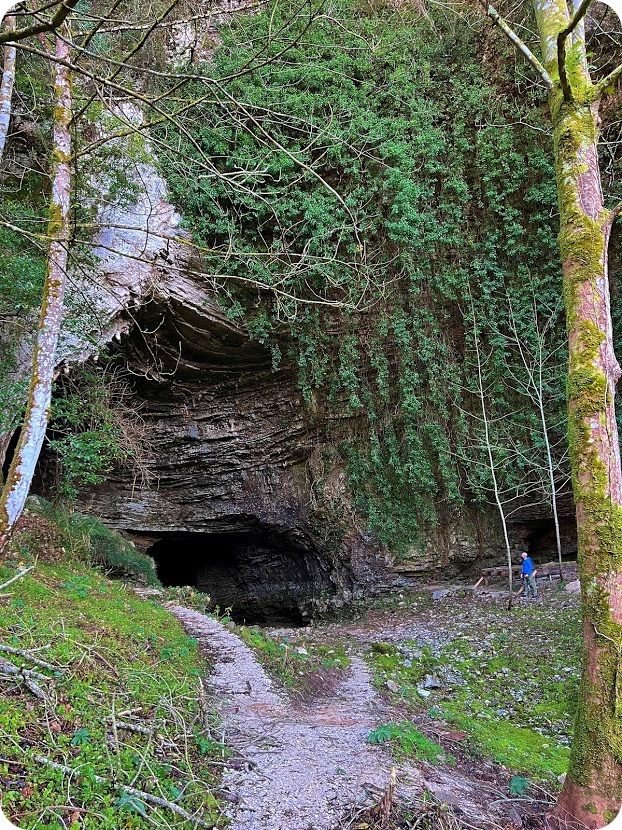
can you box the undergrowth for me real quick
[333,791,477,830]
[367,595,580,782]
[367,722,453,765]
[17,497,160,586]
[238,626,350,698]
[0,549,224,829]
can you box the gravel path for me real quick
[168,605,423,829]
[166,604,514,830]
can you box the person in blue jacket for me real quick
[520,551,538,599]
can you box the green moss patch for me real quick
[367,596,580,782]
[367,721,453,764]
[238,626,350,698]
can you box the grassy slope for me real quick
[0,556,225,829]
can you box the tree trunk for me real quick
[470,299,515,609]
[529,0,622,818]
[0,15,17,476]
[0,15,16,160]
[551,97,622,827]
[539,393,564,580]
[0,33,72,556]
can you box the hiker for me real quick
[520,551,538,599]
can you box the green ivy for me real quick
[48,366,136,501]
[0,200,47,435]
[156,0,572,553]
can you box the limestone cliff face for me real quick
[80,285,386,620]
[61,107,576,619]
[42,110,381,620]
[76,262,577,617]
[73,259,577,617]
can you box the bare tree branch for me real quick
[0,0,80,45]
[34,754,214,828]
[596,61,622,98]
[605,200,622,235]
[466,289,516,609]
[483,3,553,90]
[72,0,181,123]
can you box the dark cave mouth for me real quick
[522,516,577,562]
[148,528,322,626]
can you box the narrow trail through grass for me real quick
[167,598,555,830]
[268,585,580,792]
[0,504,578,830]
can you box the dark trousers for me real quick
[522,574,537,598]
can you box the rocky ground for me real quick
[165,580,579,830]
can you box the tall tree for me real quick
[467,295,516,608]
[502,295,569,580]
[0,30,72,551]
[0,14,17,475]
[0,14,16,160]
[482,0,622,823]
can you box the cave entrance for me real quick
[148,526,320,626]
[523,517,577,562]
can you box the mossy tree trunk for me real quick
[0,33,72,556]
[553,98,622,827]
[532,0,622,822]
[0,15,18,478]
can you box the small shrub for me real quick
[25,497,160,586]
[367,721,452,764]
[509,775,531,796]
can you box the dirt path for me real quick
[168,604,513,830]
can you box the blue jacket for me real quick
[521,556,535,576]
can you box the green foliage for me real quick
[0,201,47,434]
[509,775,531,796]
[367,724,394,744]
[367,721,451,764]
[48,365,145,501]
[27,497,160,586]
[0,202,46,314]
[195,736,230,757]
[158,0,567,553]
[114,793,147,816]
[75,515,159,585]
[64,575,92,599]
[71,727,91,746]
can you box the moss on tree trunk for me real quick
[0,33,72,556]
[552,95,622,826]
